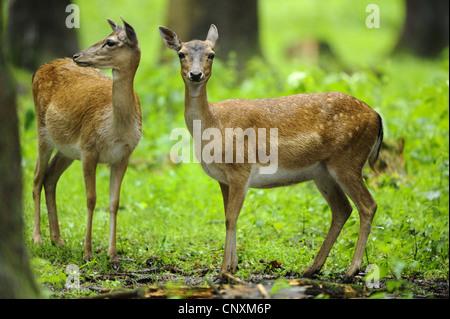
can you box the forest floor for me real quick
[82,275,449,300]
[54,258,448,299]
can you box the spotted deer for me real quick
[32,18,141,268]
[159,24,383,281]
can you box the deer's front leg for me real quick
[218,182,247,278]
[82,155,98,262]
[108,159,129,269]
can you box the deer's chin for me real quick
[183,77,205,85]
[74,61,91,67]
[189,77,204,83]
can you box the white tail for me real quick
[32,18,141,268]
[159,24,383,281]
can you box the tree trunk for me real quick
[166,0,261,70]
[0,0,40,298]
[6,0,79,71]
[396,0,449,58]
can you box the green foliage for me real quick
[12,0,448,297]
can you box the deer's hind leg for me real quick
[32,139,53,244]
[327,161,377,281]
[303,169,353,277]
[43,151,74,246]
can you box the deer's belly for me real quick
[50,138,134,164]
[200,161,326,189]
[54,141,82,160]
[98,140,134,164]
[248,163,325,189]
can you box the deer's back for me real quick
[33,58,112,118]
[210,91,380,169]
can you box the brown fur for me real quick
[32,19,141,268]
[160,24,383,281]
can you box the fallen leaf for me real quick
[269,260,283,269]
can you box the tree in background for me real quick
[0,0,40,298]
[166,0,261,70]
[396,0,449,58]
[6,0,79,72]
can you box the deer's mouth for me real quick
[189,71,204,82]
[73,53,90,67]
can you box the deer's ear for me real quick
[121,18,138,46]
[205,24,218,49]
[158,26,182,52]
[107,18,119,31]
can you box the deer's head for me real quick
[159,24,219,84]
[73,18,140,71]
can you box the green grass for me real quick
[13,0,448,297]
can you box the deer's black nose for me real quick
[189,71,203,82]
[73,53,80,62]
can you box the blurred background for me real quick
[2,0,449,70]
[1,0,448,298]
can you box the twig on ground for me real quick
[84,288,145,299]
[224,272,246,285]
[206,277,223,299]
[257,284,271,299]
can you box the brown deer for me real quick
[32,18,141,268]
[159,24,383,281]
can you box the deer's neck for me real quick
[184,82,216,135]
[111,68,139,131]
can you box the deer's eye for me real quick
[178,52,185,60]
[106,39,116,47]
[208,53,215,60]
